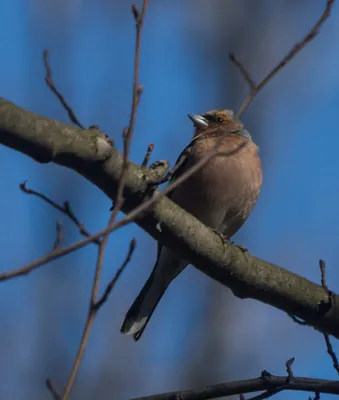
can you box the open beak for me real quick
[187,114,209,128]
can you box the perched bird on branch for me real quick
[121,109,263,340]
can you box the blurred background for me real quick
[0,0,338,399]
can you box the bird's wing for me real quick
[153,141,194,264]
[167,142,193,198]
[155,126,219,259]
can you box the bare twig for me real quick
[94,238,136,309]
[229,52,256,89]
[125,2,148,143]
[60,3,149,399]
[64,188,133,392]
[20,182,100,245]
[46,379,61,400]
[233,0,335,119]
[132,4,141,21]
[319,259,329,292]
[323,333,339,375]
[245,389,280,400]
[141,143,154,168]
[52,220,64,251]
[235,359,294,400]
[285,357,295,383]
[319,259,339,376]
[63,201,100,244]
[110,0,147,211]
[60,234,133,399]
[43,49,85,129]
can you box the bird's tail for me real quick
[121,247,187,341]
[120,272,166,341]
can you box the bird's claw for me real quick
[212,229,229,242]
[211,229,248,253]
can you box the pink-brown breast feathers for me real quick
[170,135,262,238]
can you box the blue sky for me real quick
[0,0,338,399]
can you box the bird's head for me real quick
[187,109,251,140]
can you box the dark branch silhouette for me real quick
[232,0,335,119]
[43,49,85,129]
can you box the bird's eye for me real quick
[217,118,224,123]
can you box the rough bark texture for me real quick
[1,97,338,338]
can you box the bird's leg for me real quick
[211,229,228,242]
[211,229,248,253]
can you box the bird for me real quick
[121,109,263,341]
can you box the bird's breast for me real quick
[170,137,262,232]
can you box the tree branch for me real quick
[1,97,339,338]
[20,182,100,244]
[129,375,339,400]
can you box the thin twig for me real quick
[234,0,335,119]
[62,188,134,399]
[60,231,131,399]
[94,238,136,309]
[286,357,295,383]
[43,49,85,129]
[109,1,147,211]
[52,220,64,251]
[229,52,256,89]
[60,2,149,398]
[245,389,280,400]
[319,259,329,292]
[141,143,154,168]
[323,333,339,375]
[20,182,100,245]
[63,201,100,244]
[245,358,295,400]
[46,379,62,400]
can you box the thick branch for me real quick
[130,375,339,400]
[1,97,339,338]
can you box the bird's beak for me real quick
[187,114,209,128]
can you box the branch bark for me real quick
[1,97,339,338]
[129,375,339,400]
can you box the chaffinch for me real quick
[121,109,263,340]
